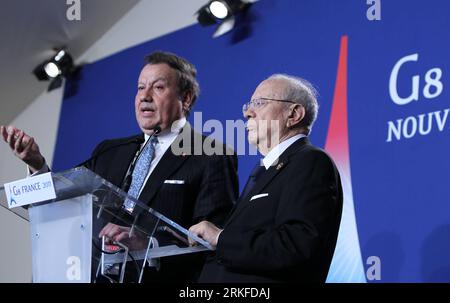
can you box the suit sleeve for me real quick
[192,153,239,227]
[215,151,342,273]
[80,140,108,171]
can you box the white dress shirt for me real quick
[137,117,186,195]
[261,133,307,170]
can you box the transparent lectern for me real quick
[0,167,212,283]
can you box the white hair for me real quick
[267,74,319,134]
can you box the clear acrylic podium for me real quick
[0,167,212,283]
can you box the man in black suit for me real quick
[1,51,238,282]
[189,74,343,282]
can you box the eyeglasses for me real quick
[242,97,296,112]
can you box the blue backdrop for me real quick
[53,0,450,282]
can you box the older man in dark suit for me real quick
[190,74,343,283]
[1,51,238,282]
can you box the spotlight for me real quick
[196,0,258,38]
[209,1,231,20]
[33,49,78,91]
[44,62,61,78]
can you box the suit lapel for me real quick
[138,125,192,206]
[243,160,288,202]
[110,135,143,187]
[225,160,288,226]
[225,137,310,226]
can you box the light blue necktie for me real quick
[123,136,158,213]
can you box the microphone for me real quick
[153,126,162,135]
[121,126,161,192]
[122,126,161,241]
[76,136,145,169]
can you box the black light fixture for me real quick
[33,48,78,91]
[196,0,258,38]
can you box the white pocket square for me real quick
[164,179,185,184]
[250,193,269,201]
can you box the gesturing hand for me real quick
[1,125,45,173]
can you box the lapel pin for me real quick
[276,162,284,170]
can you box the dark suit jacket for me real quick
[199,137,343,283]
[84,123,239,282]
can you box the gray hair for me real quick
[267,74,319,134]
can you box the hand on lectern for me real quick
[188,220,222,249]
[99,222,148,250]
[1,125,45,173]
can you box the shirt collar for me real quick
[262,134,307,169]
[144,117,187,144]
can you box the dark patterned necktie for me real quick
[240,162,266,200]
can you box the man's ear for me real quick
[181,91,193,112]
[287,104,306,128]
